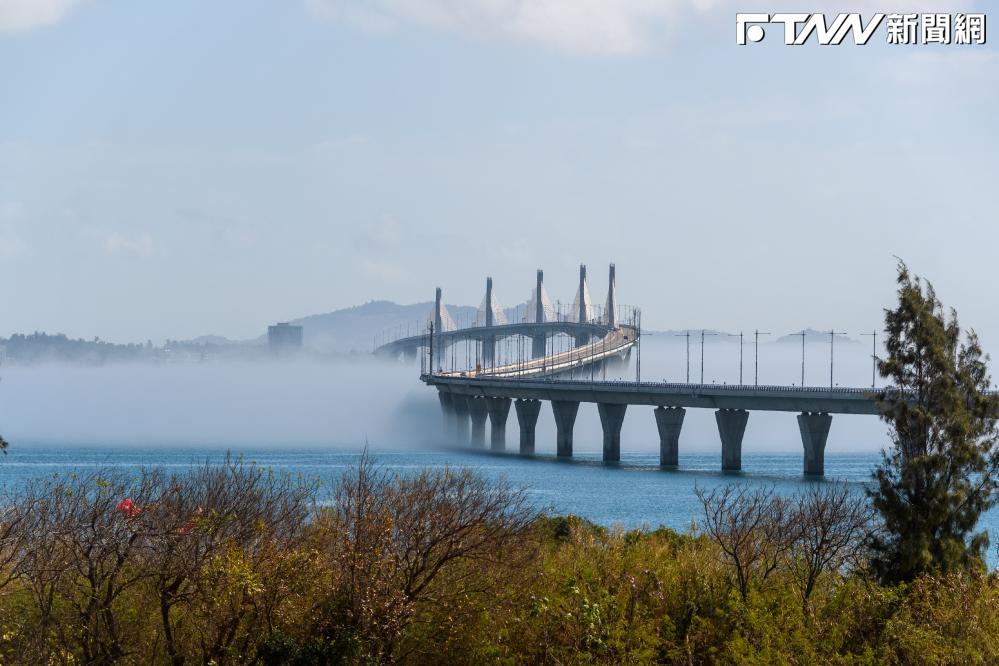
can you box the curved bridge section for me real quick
[437,324,637,379]
[375,264,631,369]
[376,320,612,358]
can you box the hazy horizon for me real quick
[2,0,997,353]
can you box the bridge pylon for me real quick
[529,269,548,358]
[604,263,617,329]
[570,264,595,347]
[475,276,508,368]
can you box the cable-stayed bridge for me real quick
[374,264,637,377]
[395,263,887,478]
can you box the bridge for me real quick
[415,264,887,477]
[376,264,637,379]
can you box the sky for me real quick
[1,0,997,350]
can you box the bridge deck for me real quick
[425,374,884,415]
[438,325,637,379]
[375,320,612,355]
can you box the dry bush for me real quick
[788,483,873,606]
[697,483,873,604]
[311,453,540,662]
[3,455,316,665]
[696,484,793,601]
[140,454,316,665]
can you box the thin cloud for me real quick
[104,232,154,257]
[0,0,84,32]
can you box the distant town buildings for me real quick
[0,345,5,365]
[268,323,303,353]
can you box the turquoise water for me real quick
[3,444,998,566]
[0,444,883,529]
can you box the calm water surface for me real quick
[4,444,999,566]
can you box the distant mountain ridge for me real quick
[182,305,863,355]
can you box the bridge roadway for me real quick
[375,320,612,358]
[438,325,637,379]
[427,374,883,476]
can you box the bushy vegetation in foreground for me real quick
[0,456,997,665]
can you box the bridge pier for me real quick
[715,408,749,471]
[468,397,488,447]
[514,399,542,455]
[597,403,627,462]
[451,395,470,445]
[486,397,511,450]
[654,406,685,467]
[551,400,580,458]
[798,412,832,476]
[438,392,454,439]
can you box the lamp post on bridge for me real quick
[753,330,771,387]
[726,331,748,385]
[860,330,879,388]
[700,330,718,384]
[675,331,691,383]
[790,331,807,386]
[828,330,848,389]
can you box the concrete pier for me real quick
[715,408,749,471]
[468,397,488,447]
[452,395,470,446]
[438,392,454,439]
[486,397,511,451]
[798,411,832,476]
[514,399,542,455]
[597,403,627,462]
[654,406,685,467]
[551,400,580,458]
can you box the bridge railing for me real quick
[423,373,930,398]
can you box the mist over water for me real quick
[0,356,437,449]
[5,339,999,565]
[0,332,890,455]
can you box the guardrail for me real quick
[424,373,921,398]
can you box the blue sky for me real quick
[1,0,996,348]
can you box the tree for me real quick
[868,261,999,583]
[696,485,793,601]
[788,483,871,608]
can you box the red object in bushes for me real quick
[116,498,141,518]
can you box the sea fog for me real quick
[0,333,891,457]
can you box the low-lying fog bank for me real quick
[0,335,892,455]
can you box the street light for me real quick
[754,329,771,386]
[700,329,718,384]
[790,331,807,386]
[860,330,879,388]
[828,330,848,388]
[726,331,747,385]
[675,331,691,383]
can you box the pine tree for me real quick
[868,262,999,583]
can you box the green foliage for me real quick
[0,458,998,663]
[869,261,999,583]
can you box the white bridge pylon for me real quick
[430,287,457,333]
[569,264,595,323]
[474,276,508,327]
[525,269,556,323]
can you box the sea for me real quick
[4,444,997,562]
